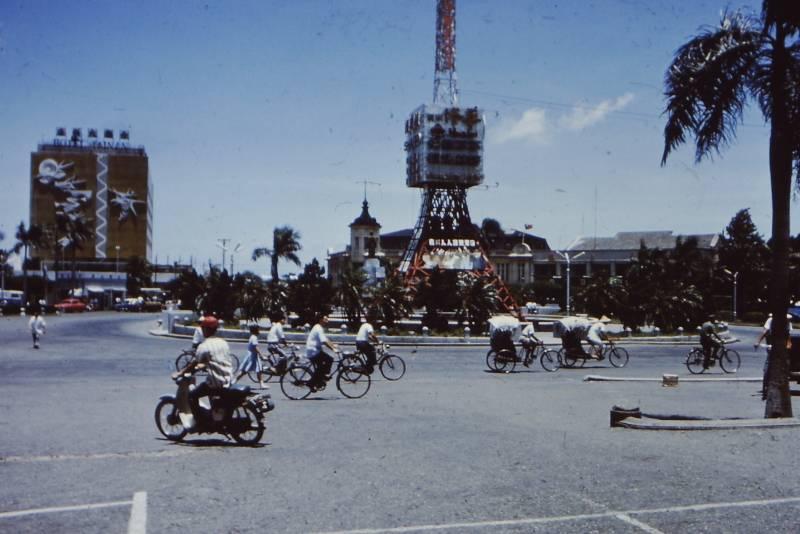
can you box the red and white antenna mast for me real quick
[433,0,458,106]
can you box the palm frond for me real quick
[251,247,272,262]
[662,11,763,165]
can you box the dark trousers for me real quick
[700,337,721,367]
[561,331,584,355]
[356,341,376,370]
[308,351,334,386]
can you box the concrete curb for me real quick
[584,374,761,383]
[619,416,800,431]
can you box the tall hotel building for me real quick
[30,128,152,263]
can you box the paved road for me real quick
[0,313,797,533]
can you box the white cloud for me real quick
[493,108,549,144]
[559,93,634,131]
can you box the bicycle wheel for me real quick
[561,349,579,368]
[719,348,741,373]
[154,399,187,441]
[379,354,406,381]
[228,353,240,372]
[494,349,516,373]
[608,347,629,368]
[280,365,313,400]
[685,348,705,374]
[175,351,194,371]
[486,350,499,371]
[540,349,560,372]
[336,367,371,399]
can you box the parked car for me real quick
[54,298,87,313]
[115,298,143,312]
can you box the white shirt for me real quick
[521,323,536,340]
[192,327,205,346]
[195,337,233,388]
[586,322,606,343]
[267,322,285,344]
[763,317,794,333]
[306,323,328,357]
[29,316,46,335]
[356,323,374,342]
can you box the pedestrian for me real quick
[237,324,266,388]
[29,308,46,349]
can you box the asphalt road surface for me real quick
[0,313,798,533]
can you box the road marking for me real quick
[0,448,212,463]
[128,491,147,534]
[0,499,132,520]
[314,495,800,534]
[615,513,664,533]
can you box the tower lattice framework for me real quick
[399,0,517,312]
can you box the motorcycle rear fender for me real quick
[159,394,176,402]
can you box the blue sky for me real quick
[0,0,792,276]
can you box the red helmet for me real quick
[200,315,219,331]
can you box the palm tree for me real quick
[337,263,367,329]
[13,221,45,305]
[456,272,499,332]
[56,215,94,295]
[661,2,800,417]
[252,225,302,282]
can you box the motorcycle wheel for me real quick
[230,403,264,445]
[155,399,187,441]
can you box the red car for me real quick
[54,298,87,313]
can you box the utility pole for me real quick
[216,238,230,272]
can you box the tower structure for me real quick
[399,0,516,311]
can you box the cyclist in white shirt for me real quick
[305,315,339,390]
[355,321,380,374]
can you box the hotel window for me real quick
[518,263,526,282]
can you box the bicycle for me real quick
[685,344,740,374]
[518,340,560,372]
[245,344,300,384]
[351,343,407,381]
[280,350,371,400]
[560,339,629,368]
[175,348,240,373]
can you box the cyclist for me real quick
[519,321,541,367]
[700,316,724,369]
[266,313,291,374]
[586,316,611,359]
[554,316,591,357]
[355,320,380,375]
[173,315,234,426]
[305,314,339,390]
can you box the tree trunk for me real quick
[22,245,28,307]
[271,256,279,283]
[764,27,793,418]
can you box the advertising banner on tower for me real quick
[421,238,485,270]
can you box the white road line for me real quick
[0,448,209,463]
[0,499,132,520]
[314,495,800,534]
[615,513,664,534]
[128,491,147,534]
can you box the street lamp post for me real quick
[554,250,585,316]
[723,269,739,321]
[216,238,230,272]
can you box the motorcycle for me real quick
[155,367,274,445]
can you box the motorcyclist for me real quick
[173,315,234,415]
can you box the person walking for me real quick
[237,324,267,388]
[29,309,46,349]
